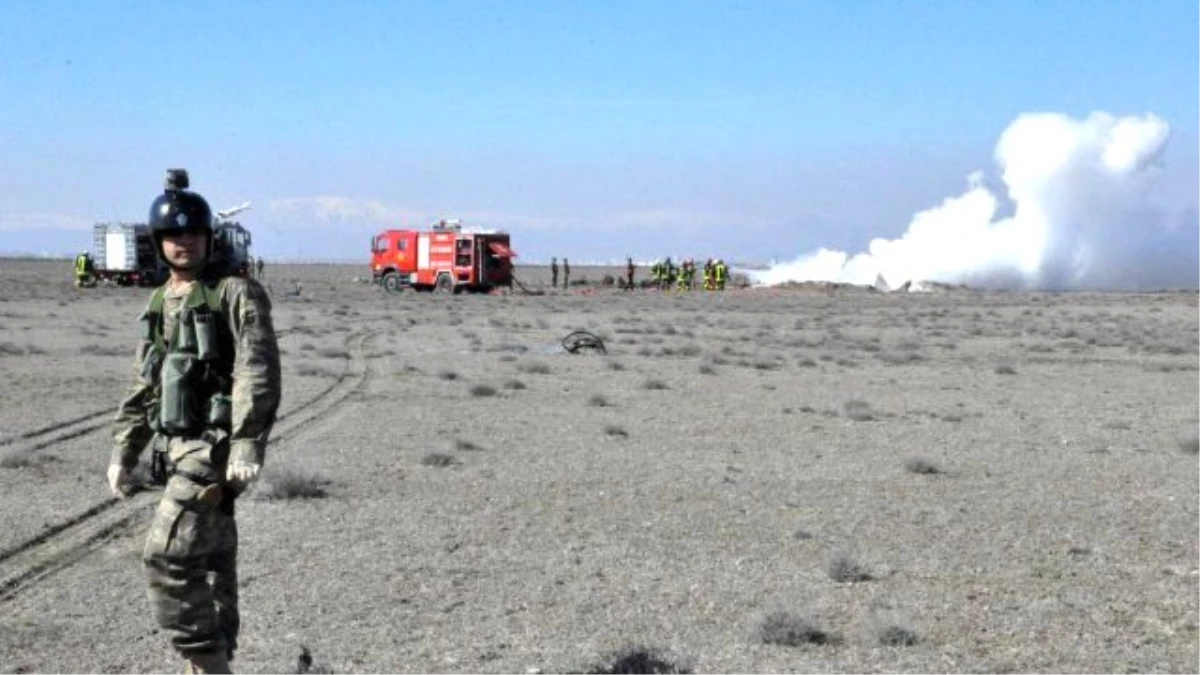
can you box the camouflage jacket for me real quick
[111,275,282,470]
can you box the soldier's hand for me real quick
[226,460,261,490]
[107,464,132,499]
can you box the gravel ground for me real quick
[0,259,1196,673]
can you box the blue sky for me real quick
[1,0,1196,274]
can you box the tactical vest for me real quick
[139,277,236,438]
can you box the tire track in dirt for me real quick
[0,328,379,603]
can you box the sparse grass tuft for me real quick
[698,363,716,375]
[1179,434,1200,455]
[842,399,875,421]
[317,347,350,359]
[587,393,611,407]
[421,452,457,467]
[828,553,873,583]
[904,457,942,475]
[606,360,625,371]
[503,379,526,390]
[437,369,459,381]
[0,450,50,469]
[604,424,629,438]
[757,610,840,647]
[587,646,690,674]
[0,342,26,356]
[871,616,919,647]
[994,364,1018,375]
[258,467,331,500]
[469,384,498,397]
[79,344,126,357]
[295,363,336,378]
[642,378,670,390]
[454,439,483,452]
[518,360,551,375]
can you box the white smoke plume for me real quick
[752,112,1196,290]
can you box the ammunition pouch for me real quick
[159,351,205,435]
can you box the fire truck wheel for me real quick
[382,272,403,294]
[435,274,454,294]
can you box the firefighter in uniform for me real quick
[550,257,558,288]
[702,259,714,291]
[714,258,728,290]
[562,257,570,288]
[75,251,96,287]
[108,170,281,674]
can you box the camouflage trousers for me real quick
[143,434,240,659]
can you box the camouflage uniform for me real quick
[112,274,281,662]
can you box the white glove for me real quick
[226,460,261,490]
[107,464,132,499]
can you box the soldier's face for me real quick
[161,230,209,270]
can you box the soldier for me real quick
[626,256,635,291]
[254,257,264,279]
[550,257,558,288]
[562,257,570,288]
[108,170,281,674]
[75,251,96,287]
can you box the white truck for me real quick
[90,212,255,287]
[92,223,166,286]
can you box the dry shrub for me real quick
[317,347,350,359]
[421,452,457,467]
[642,379,670,390]
[1179,434,1200,455]
[871,616,919,647]
[259,467,331,500]
[828,554,873,583]
[904,457,942,475]
[994,364,1017,375]
[503,379,526,390]
[0,342,25,356]
[469,384,498,397]
[587,393,611,407]
[437,369,459,381]
[587,646,689,674]
[604,424,628,438]
[842,399,875,421]
[757,610,840,647]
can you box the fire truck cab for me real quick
[371,219,516,293]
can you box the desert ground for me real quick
[0,258,1196,674]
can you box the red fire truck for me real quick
[371,219,517,293]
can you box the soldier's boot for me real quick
[182,650,231,674]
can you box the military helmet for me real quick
[148,169,214,263]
